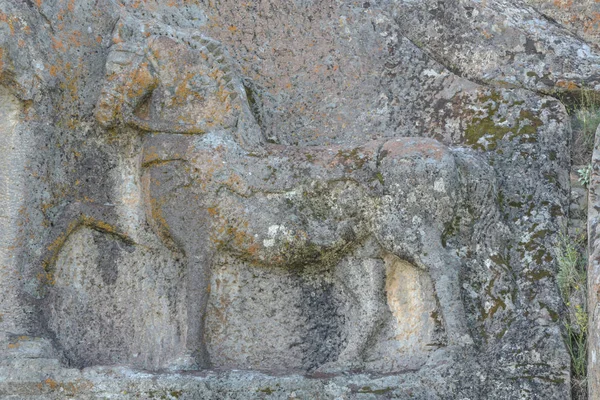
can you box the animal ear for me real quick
[234,80,268,154]
[235,111,267,155]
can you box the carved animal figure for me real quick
[40,20,498,370]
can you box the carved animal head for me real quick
[95,41,156,129]
[95,14,266,153]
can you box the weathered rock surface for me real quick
[393,0,600,96]
[0,0,597,399]
[525,0,600,49]
[588,124,600,399]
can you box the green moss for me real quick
[465,117,512,151]
[550,204,563,217]
[511,110,542,140]
[464,91,510,150]
[441,216,461,248]
[497,190,505,211]
[490,253,509,268]
[480,276,507,320]
[430,309,443,326]
[496,327,508,339]
[374,171,384,185]
[538,302,559,322]
[487,298,507,319]
[243,83,262,127]
[258,387,274,395]
[525,269,551,281]
[336,148,367,171]
[358,386,393,395]
[465,92,543,151]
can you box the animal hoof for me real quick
[162,354,200,372]
[314,360,364,375]
[1,336,59,360]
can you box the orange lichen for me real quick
[37,271,56,286]
[553,0,573,8]
[51,37,65,52]
[41,201,54,214]
[556,80,579,90]
[45,378,59,390]
[584,12,600,34]
[207,207,219,216]
[67,31,82,47]
[127,62,156,98]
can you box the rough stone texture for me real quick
[589,124,600,399]
[393,0,600,97]
[525,0,600,49]
[1,0,598,399]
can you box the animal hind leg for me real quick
[319,240,387,371]
[419,230,472,347]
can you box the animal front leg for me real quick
[163,241,214,371]
[143,163,215,370]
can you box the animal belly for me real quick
[207,179,373,268]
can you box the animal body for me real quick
[39,21,496,370]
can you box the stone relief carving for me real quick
[1,0,590,397]
[34,16,501,372]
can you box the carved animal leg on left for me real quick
[37,201,135,282]
[30,201,134,362]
